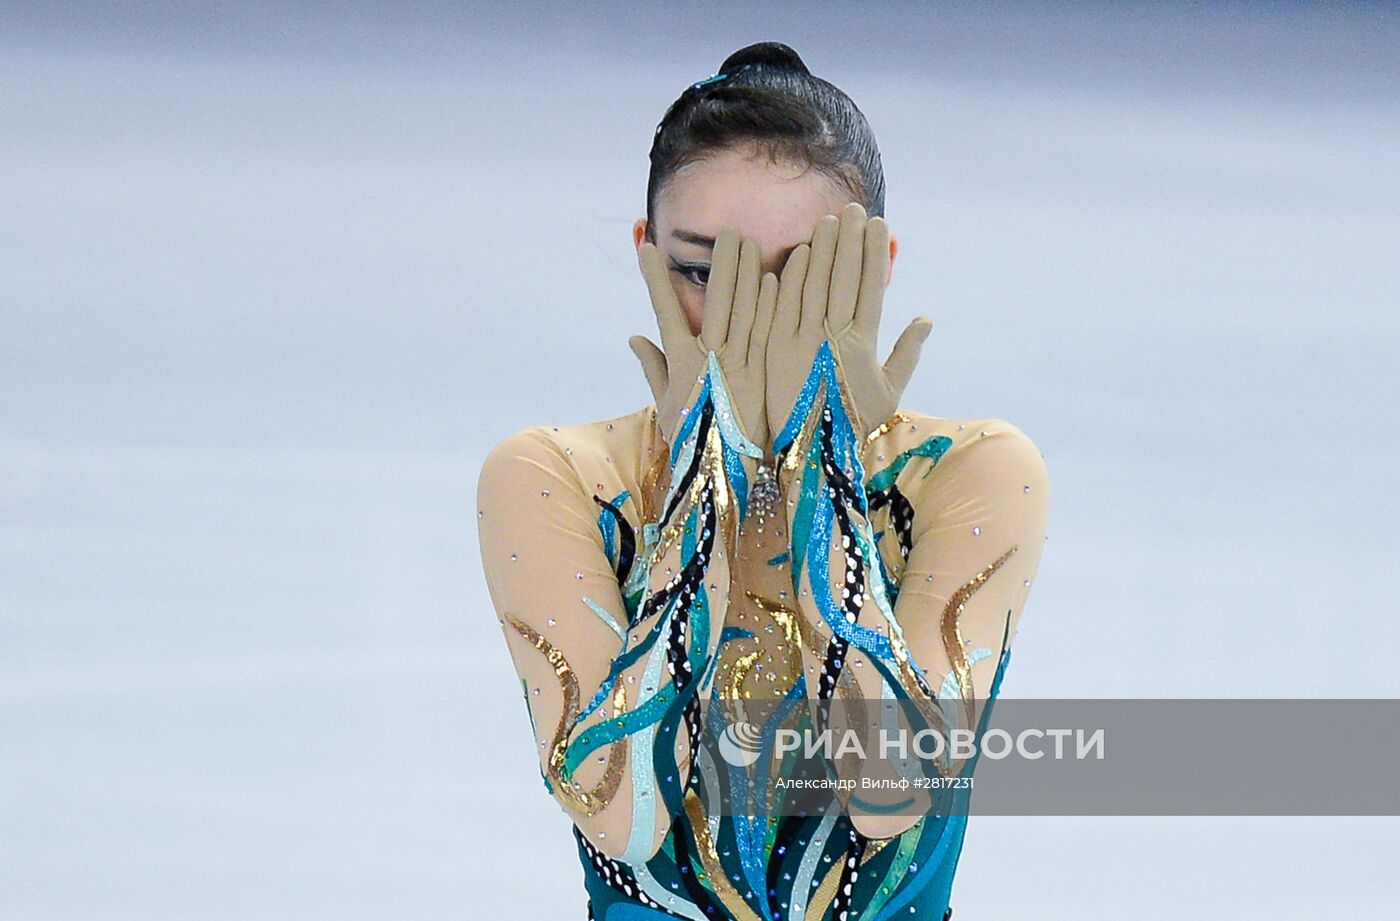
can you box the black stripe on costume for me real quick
[591,493,638,586]
[829,824,869,920]
[660,399,714,526]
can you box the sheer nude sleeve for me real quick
[771,340,1051,837]
[476,359,762,864]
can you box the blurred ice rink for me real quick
[3,2,1397,918]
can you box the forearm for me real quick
[501,354,763,862]
[772,343,1030,827]
[774,341,928,704]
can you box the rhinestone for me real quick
[972,526,981,536]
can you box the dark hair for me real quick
[645,41,885,242]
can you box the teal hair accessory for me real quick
[690,72,729,90]
[654,71,733,137]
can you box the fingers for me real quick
[628,334,670,402]
[774,243,811,340]
[883,315,934,397]
[827,202,867,333]
[727,236,762,356]
[801,213,840,333]
[854,215,891,340]
[638,242,693,355]
[750,270,778,365]
[701,229,742,352]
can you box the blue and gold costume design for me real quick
[477,345,1050,919]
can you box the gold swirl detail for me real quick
[940,545,1019,738]
[503,613,627,817]
[682,790,765,921]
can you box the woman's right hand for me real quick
[631,228,777,454]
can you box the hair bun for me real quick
[719,41,810,77]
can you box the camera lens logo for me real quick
[718,720,764,767]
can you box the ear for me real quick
[632,218,648,251]
[887,231,898,285]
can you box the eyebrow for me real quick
[670,228,800,261]
[671,229,716,249]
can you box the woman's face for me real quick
[633,143,897,335]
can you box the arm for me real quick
[772,340,1051,837]
[477,356,763,864]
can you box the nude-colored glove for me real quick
[631,229,777,452]
[767,202,933,443]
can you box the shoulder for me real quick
[477,404,657,499]
[872,409,1049,496]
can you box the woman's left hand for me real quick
[767,202,934,441]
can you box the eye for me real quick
[670,259,710,288]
